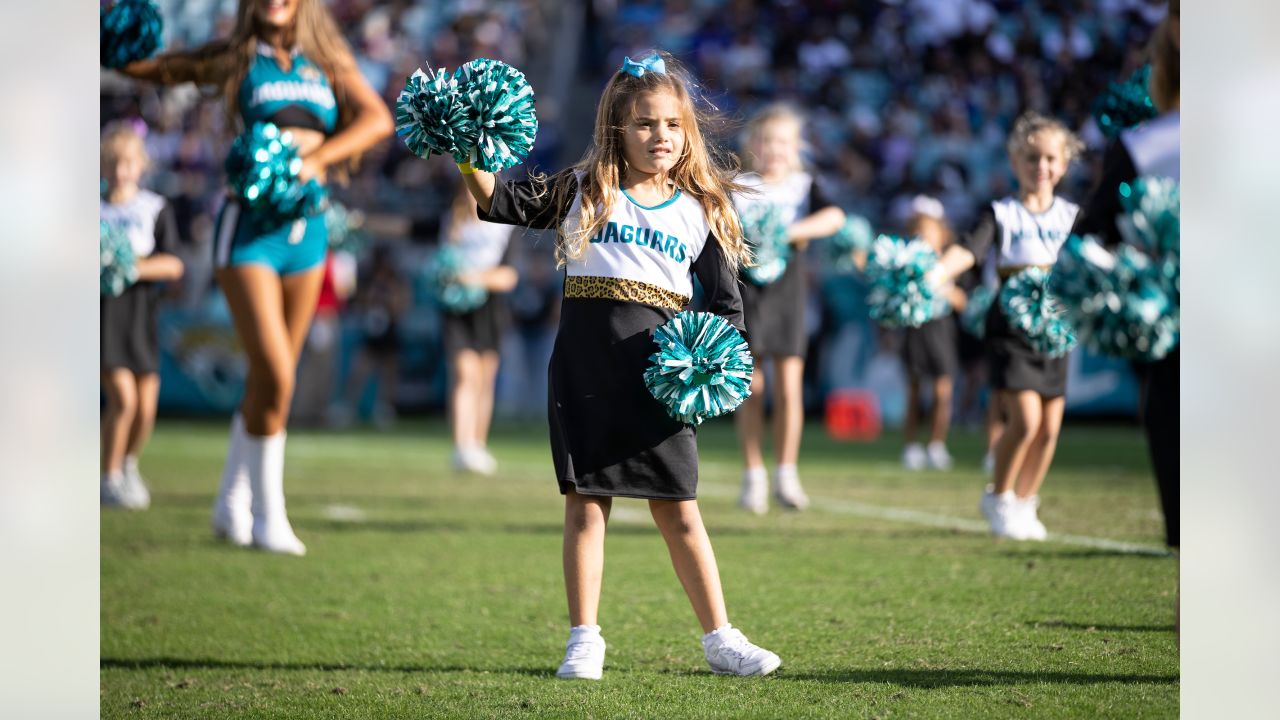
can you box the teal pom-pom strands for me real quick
[100,220,139,297]
[1050,235,1178,361]
[426,245,488,313]
[455,58,538,172]
[101,0,163,69]
[396,59,538,172]
[1118,176,1179,300]
[863,234,944,328]
[1092,64,1158,139]
[325,201,367,255]
[827,215,874,271]
[739,203,790,286]
[644,311,754,426]
[959,285,995,338]
[224,123,326,232]
[1000,267,1077,358]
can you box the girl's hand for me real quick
[299,155,327,184]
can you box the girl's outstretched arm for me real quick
[459,167,497,214]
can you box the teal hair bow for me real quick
[621,54,666,78]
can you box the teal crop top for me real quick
[238,41,338,134]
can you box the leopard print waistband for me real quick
[563,275,689,311]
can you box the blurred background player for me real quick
[101,120,186,509]
[329,243,408,428]
[733,104,845,514]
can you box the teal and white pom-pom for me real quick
[100,220,139,297]
[395,65,476,161]
[863,234,943,328]
[1118,176,1179,301]
[644,311,754,426]
[827,215,873,271]
[959,285,995,338]
[224,123,326,231]
[739,203,790,285]
[426,245,487,313]
[101,0,163,69]
[1051,234,1178,360]
[1000,267,1076,357]
[454,58,538,172]
[1091,65,1158,139]
[325,201,366,255]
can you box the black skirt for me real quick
[101,284,160,373]
[740,255,806,357]
[902,316,959,381]
[984,297,1067,397]
[548,297,698,500]
[443,296,509,355]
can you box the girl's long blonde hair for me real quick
[549,51,750,270]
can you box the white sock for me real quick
[743,466,766,483]
[775,463,797,480]
[124,455,139,475]
[568,624,601,640]
[702,623,733,646]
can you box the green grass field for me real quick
[101,418,1178,718]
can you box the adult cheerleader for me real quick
[100,121,185,509]
[937,112,1084,540]
[118,0,393,554]
[733,104,845,514]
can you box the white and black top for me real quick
[962,194,1080,395]
[732,171,837,357]
[440,217,517,353]
[101,189,180,372]
[479,169,745,499]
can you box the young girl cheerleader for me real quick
[732,105,845,514]
[440,184,519,475]
[459,51,781,679]
[1073,0,1180,549]
[936,112,1084,540]
[900,204,966,472]
[100,121,185,510]
[119,0,393,554]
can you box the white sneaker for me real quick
[475,447,498,475]
[703,625,781,676]
[101,472,135,509]
[902,443,926,471]
[980,485,1025,539]
[983,452,995,475]
[452,446,495,476]
[738,467,768,515]
[556,625,605,680]
[773,466,810,510]
[122,458,151,510]
[925,441,953,471]
[1017,494,1048,541]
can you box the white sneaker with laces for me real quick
[1017,494,1048,541]
[773,466,810,510]
[556,625,605,680]
[703,625,781,676]
[980,485,1025,539]
[925,441,953,471]
[902,443,926,471]
[738,467,768,515]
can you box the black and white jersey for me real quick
[963,195,1080,268]
[446,216,514,272]
[732,171,832,226]
[100,189,175,259]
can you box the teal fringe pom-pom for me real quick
[863,234,944,328]
[1118,176,1180,301]
[224,123,326,231]
[100,220,139,297]
[959,285,995,338]
[325,201,366,255]
[644,311,754,426]
[739,203,790,285]
[1092,65,1158,139]
[1000,267,1077,357]
[101,0,163,69]
[426,245,488,313]
[827,215,874,271]
[395,65,476,161]
[1052,234,1178,360]
[455,58,538,172]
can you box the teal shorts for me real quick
[213,199,328,276]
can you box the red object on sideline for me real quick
[825,389,881,441]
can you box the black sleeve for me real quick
[961,205,997,261]
[152,200,180,255]
[692,234,746,334]
[1071,140,1139,248]
[807,175,838,213]
[477,168,579,230]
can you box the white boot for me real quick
[245,428,306,556]
[212,414,252,546]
